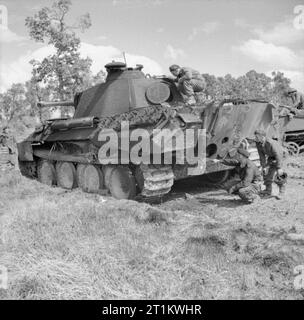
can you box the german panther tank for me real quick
[18,62,278,199]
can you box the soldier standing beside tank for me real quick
[254,129,286,199]
[169,64,206,106]
[0,127,8,146]
[214,148,262,203]
[0,126,16,169]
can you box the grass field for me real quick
[1,159,304,300]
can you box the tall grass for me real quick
[0,170,303,299]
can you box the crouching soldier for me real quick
[254,129,286,199]
[169,64,206,106]
[219,147,262,203]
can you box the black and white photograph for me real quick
[0,0,304,306]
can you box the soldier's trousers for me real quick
[178,79,206,97]
[264,165,277,187]
[238,183,261,202]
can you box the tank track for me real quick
[138,164,175,198]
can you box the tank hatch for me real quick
[105,61,126,70]
[105,61,146,82]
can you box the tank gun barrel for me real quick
[37,101,75,108]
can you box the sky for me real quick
[0,0,303,93]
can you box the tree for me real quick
[203,70,292,105]
[0,83,27,125]
[270,71,292,105]
[236,70,272,100]
[91,70,107,86]
[25,0,92,116]
[24,79,53,121]
[203,73,226,101]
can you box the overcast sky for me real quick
[0,0,303,92]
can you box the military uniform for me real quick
[296,93,304,110]
[0,128,17,169]
[175,67,206,97]
[222,158,262,203]
[291,92,304,110]
[256,138,284,195]
[286,90,304,110]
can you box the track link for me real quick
[139,164,174,197]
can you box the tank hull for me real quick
[18,99,275,199]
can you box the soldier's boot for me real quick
[238,186,258,204]
[276,185,286,200]
[244,193,261,204]
[260,184,272,198]
[184,95,196,106]
[251,193,261,203]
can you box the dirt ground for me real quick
[0,156,304,300]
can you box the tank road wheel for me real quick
[80,165,104,193]
[205,170,230,184]
[76,164,87,188]
[108,167,136,200]
[38,160,56,186]
[103,166,115,189]
[56,161,77,189]
[286,142,300,157]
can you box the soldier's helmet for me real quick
[274,171,288,186]
[169,64,180,72]
[254,129,266,136]
[285,88,297,96]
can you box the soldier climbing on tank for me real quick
[254,129,286,199]
[285,89,304,110]
[169,64,206,106]
[214,147,262,203]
